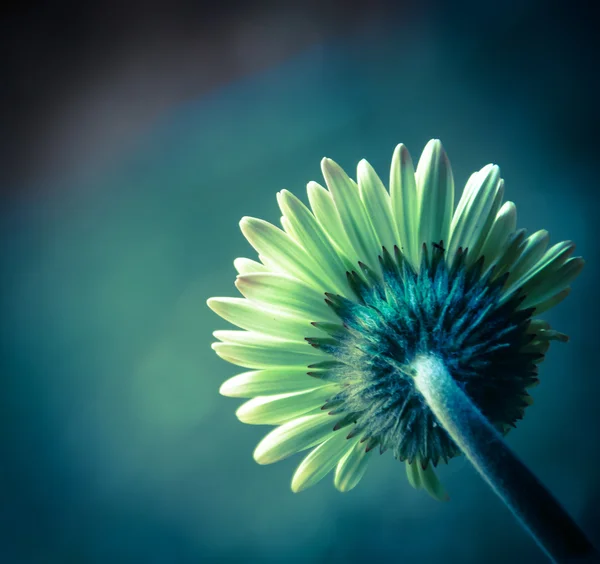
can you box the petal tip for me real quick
[290,478,305,493]
[253,445,271,465]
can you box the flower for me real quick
[208,139,583,500]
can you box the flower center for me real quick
[307,244,539,467]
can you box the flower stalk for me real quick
[411,354,598,564]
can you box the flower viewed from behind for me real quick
[208,140,583,500]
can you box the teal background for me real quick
[2,8,599,564]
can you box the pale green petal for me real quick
[390,143,419,268]
[491,228,527,281]
[405,460,421,488]
[455,171,479,213]
[220,368,327,398]
[207,297,321,341]
[254,412,339,464]
[234,258,269,275]
[280,215,295,238]
[236,385,339,425]
[470,177,504,263]
[479,201,517,269]
[291,430,355,492]
[448,164,503,264]
[416,139,454,251]
[321,158,381,270]
[306,181,359,267]
[357,159,398,253]
[418,464,449,501]
[212,331,327,369]
[504,230,549,291]
[277,190,349,294]
[505,240,575,298]
[235,272,336,322]
[240,217,328,291]
[258,254,278,270]
[530,288,570,315]
[520,257,584,309]
[527,319,551,334]
[334,438,372,492]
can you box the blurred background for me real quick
[2,1,599,562]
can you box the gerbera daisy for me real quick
[209,139,581,495]
[208,140,595,561]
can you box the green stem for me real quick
[411,354,598,564]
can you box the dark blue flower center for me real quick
[307,244,540,467]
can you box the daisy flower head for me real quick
[208,139,583,500]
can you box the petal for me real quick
[492,228,527,281]
[357,159,398,253]
[212,331,327,369]
[390,143,419,268]
[509,241,575,295]
[207,297,321,340]
[448,164,503,263]
[520,257,584,309]
[236,385,339,425]
[479,201,517,269]
[321,158,381,270]
[405,460,421,488]
[234,257,269,275]
[277,190,350,294]
[240,217,327,290]
[527,319,551,334]
[334,438,373,492]
[253,412,339,464]
[503,230,550,291]
[220,368,327,398]
[291,430,355,492]
[235,272,336,322]
[531,288,571,315]
[415,139,454,251]
[306,181,359,266]
[418,464,449,501]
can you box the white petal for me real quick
[212,331,327,369]
[520,257,584,309]
[240,217,328,290]
[334,438,372,492]
[236,385,339,425]
[416,139,454,251]
[235,272,336,322]
[253,412,339,464]
[479,201,517,269]
[357,159,398,253]
[306,181,359,267]
[277,190,350,294]
[448,164,503,264]
[207,297,321,341]
[291,430,355,492]
[234,258,269,275]
[321,158,381,270]
[220,368,327,398]
[390,144,419,268]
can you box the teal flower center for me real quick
[307,244,539,467]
